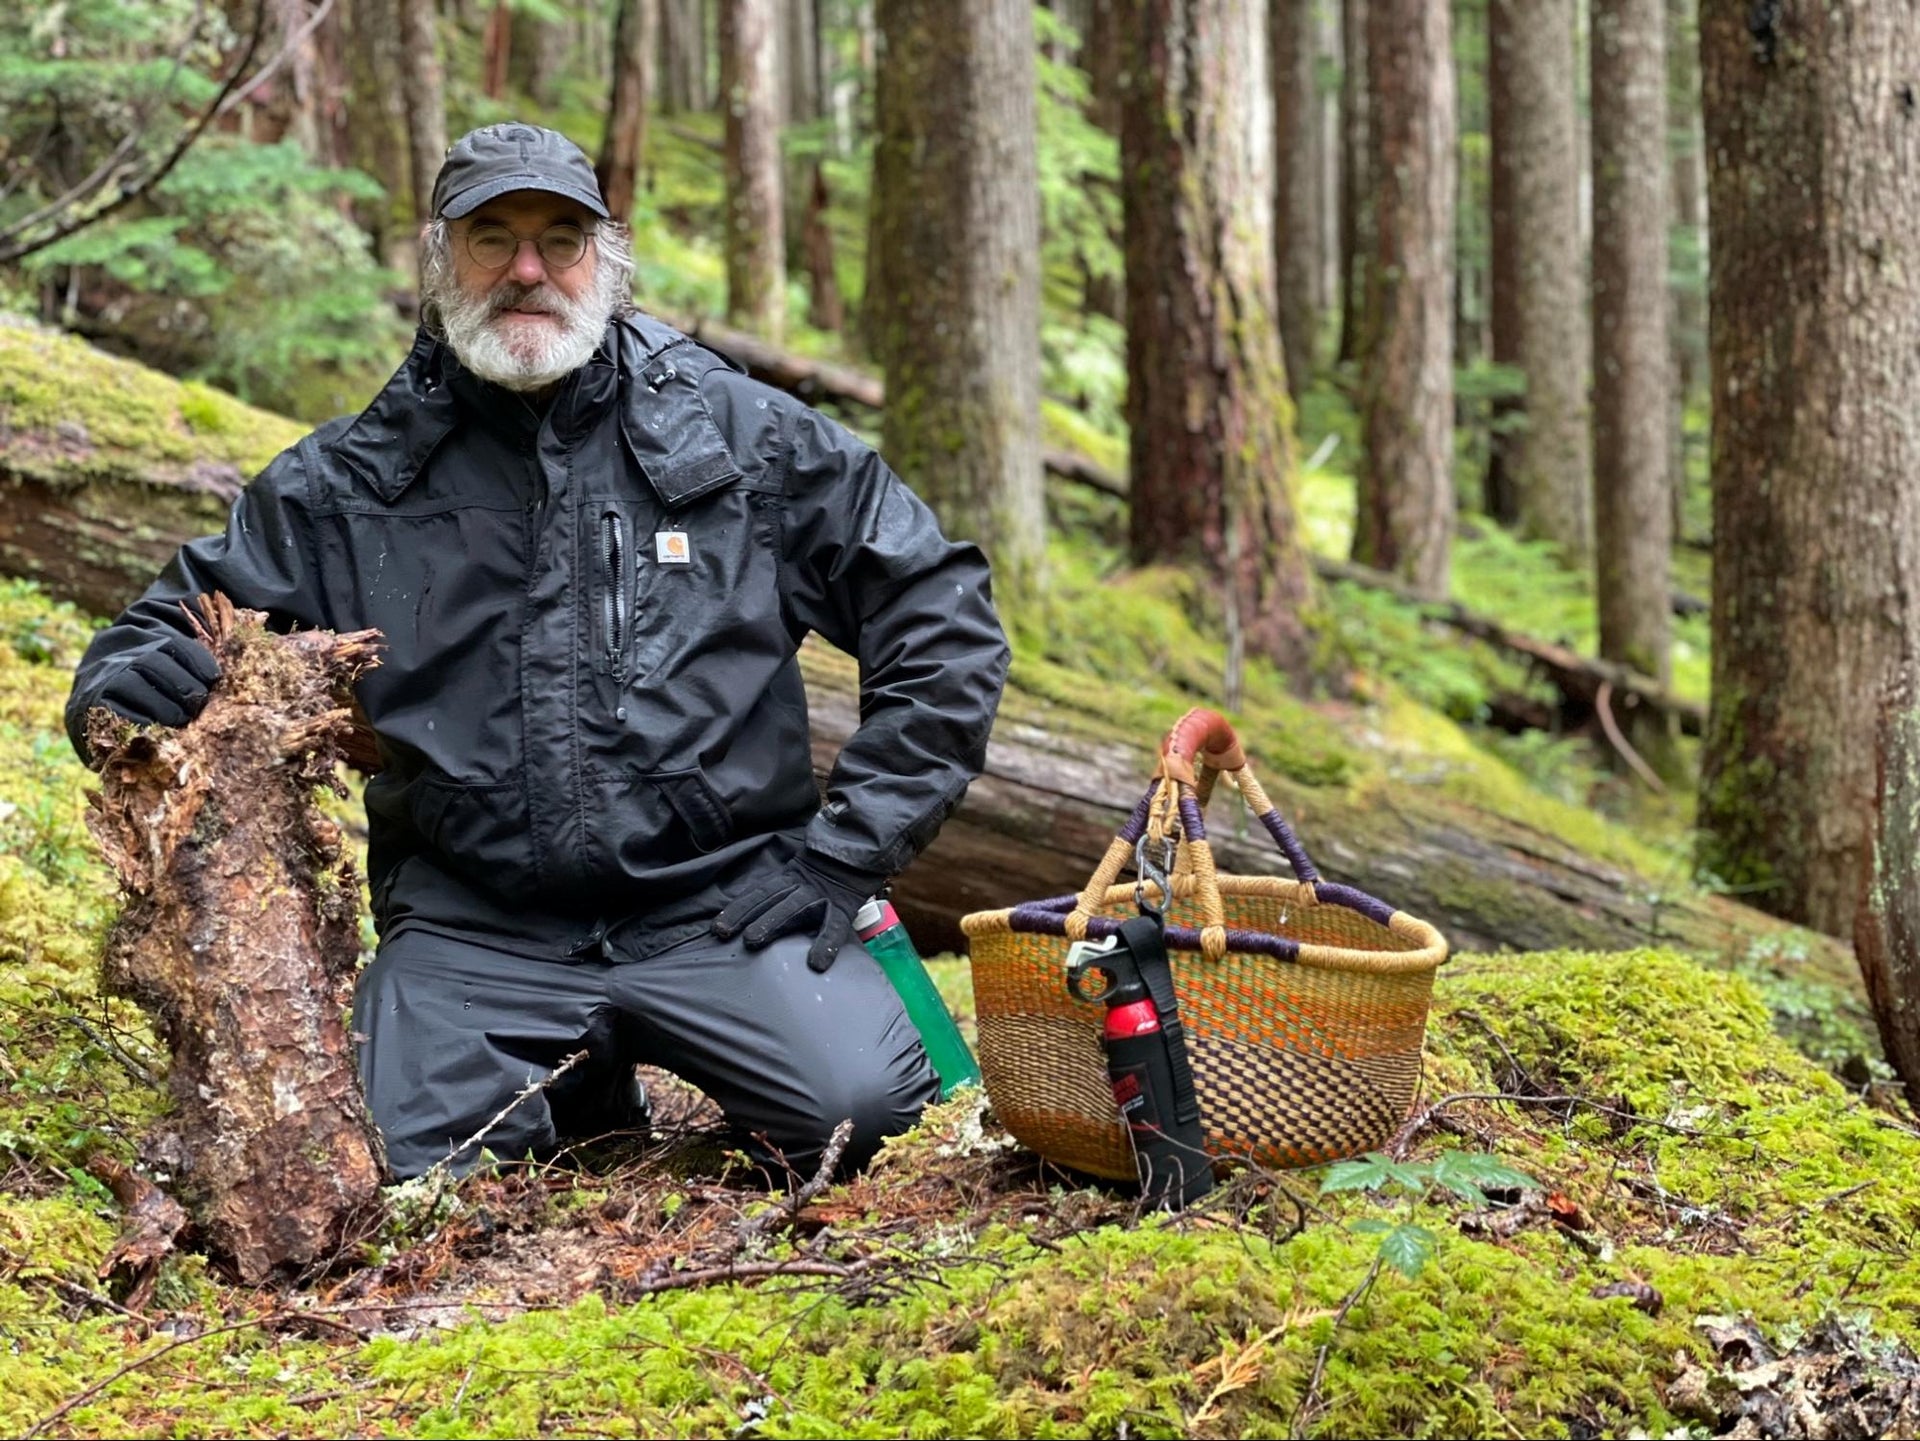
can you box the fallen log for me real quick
[1311,557,1706,739]
[84,594,385,1282]
[794,644,1843,978]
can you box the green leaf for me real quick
[1432,1151,1540,1203]
[1319,1155,1394,1194]
[1348,1218,1392,1235]
[1378,1223,1439,1279]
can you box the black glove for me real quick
[94,635,222,730]
[711,852,884,973]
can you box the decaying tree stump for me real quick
[85,594,386,1283]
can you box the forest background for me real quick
[0,1,1918,1438]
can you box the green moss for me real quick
[0,318,302,485]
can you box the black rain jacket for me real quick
[66,313,1010,960]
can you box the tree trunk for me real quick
[482,0,513,100]
[802,160,845,333]
[872,0,1045,607]
[598,0,660,224]
[510,9,570,106]
[720,0,785,343]
[1085,0,1124,134]
[1353,0,1454,600]
[84,597,385,1283]
[1120,0,1315,684]
[1697,0,1920,935]
[1315,0,1340,318]
[659,0,710,113]
[1590,0,1675,777]
[1336,0,1369,365]
[781,0,822,123]
[1665,0,1705,537]
[398,0,448,226]
[1486,0,1590,559]
[1272,0,1319,403]
[1452,0,1488,385]
[1857,680,1920,1116]
[342,0,411,255]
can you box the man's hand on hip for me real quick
[712,852,884,973]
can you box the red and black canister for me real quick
[1067,914,1215,1209]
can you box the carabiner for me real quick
[1133,833,1173,920]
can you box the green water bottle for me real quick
[855,898,983,1099]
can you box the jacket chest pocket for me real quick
[596,505,635,683]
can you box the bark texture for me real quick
[1856,681,1920,1116]
[1698,0,1920,934]
[343,0,410,249]
[397,0,448,226]
[84,596,385,1283]
[1271,0,1320,400]
[872,0,1045,605]
[1120,0,1314,679]
[720,0,785,343]
[1354,0,1454,599]
[598,0,660,223]
[659,0,710,113]
[1336,0,1368,365]
[1590,0,1675,775]
[1487,0,1591,558]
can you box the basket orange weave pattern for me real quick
[961,709,1448,1181]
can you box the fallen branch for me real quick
[1595,680,1668,794]
[1291,1252,1384,1440]
[1388,1090,1739,1160]
[422,1048,590,1184]
[736,1118,855,1248]
[25,1314,274,1439]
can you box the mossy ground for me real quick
[2,577,1916,1438]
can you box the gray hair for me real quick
[418,216,636,338]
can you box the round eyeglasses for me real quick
[463,222,594,271]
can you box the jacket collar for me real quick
[337,314,736,506]
[335,328,463,504]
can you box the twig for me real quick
[1389,1090,1735,1159]
[421,1049,590,1182]
[1291,1253,1383,1439]
[0,1242,148,1325]
[0,0,270,266]
[1595,681,1667,794]
[736,1119,854,1248]
[628,1255,882,1298]
[60,1015,161,1089]
[25,1314,273,1438]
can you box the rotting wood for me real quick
[84,593,386,1283]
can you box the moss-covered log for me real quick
[0,318,301,621]
[84,595,384,1282]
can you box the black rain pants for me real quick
[352,924,938,1181]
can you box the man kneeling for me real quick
[66,124,1009,1180]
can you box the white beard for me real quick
[433,263,621,391]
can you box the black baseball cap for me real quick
[431,123,611,221]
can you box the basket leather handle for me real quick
[1156,709,1320,885]
[1158,708,1246,785]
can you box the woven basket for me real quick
[961,708,1448,1181]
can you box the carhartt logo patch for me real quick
[655,531,691,564]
